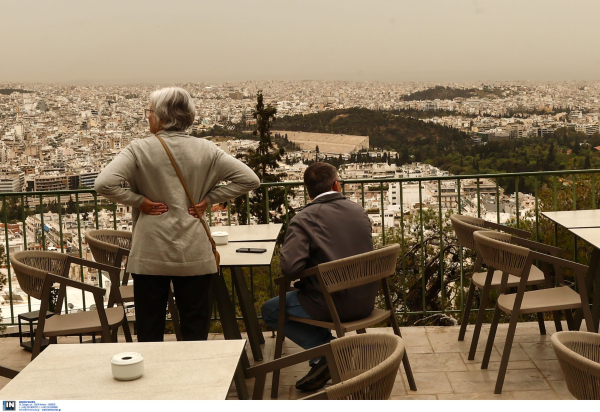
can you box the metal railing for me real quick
[1,169,598,326]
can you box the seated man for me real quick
[261,162,376,392]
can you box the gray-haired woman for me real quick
[95,87,260,342]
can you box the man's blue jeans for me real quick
[261,291,334,365]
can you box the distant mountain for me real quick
[402,86,506,101]
[273,108,472,155]
[0,89,32,95]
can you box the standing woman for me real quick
[95,87,260,341]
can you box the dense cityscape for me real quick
[0,79,599,319]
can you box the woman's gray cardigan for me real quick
[94,131,260,276]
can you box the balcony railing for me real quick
[1,169,599,327]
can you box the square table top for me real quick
[217,241,276,267]
[0,340,246,400]
[209,223,283,242]
[569,227,600,249]
[541,210,600,229]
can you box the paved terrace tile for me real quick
[0,321,580,400]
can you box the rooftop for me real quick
[0,321,576,400]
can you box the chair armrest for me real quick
[484,221,531,238]
[46,273,106,297]
[511,237,563,256]
[246,344,329,377]
[0,366,19,379]
[274,267,319,285]
[66,256,120,274]
[529,251,588,274]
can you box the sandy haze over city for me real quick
[1,0,599,84]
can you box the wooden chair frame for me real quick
[85,230,182,341]
[474,230,596,394]
[450,214,565,361]
[270,244,416,398]
[10,251,132,360]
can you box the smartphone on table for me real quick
[236,248,267,253]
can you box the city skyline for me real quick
[1,0,599,84]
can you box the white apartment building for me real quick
[0,172,25,193]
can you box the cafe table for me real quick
[567,227,600,332]
[211,240,277,367]
[210,223,283,242]
[0,340,247,400]
[541,210,600,332]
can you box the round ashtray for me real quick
[111,352,144,381]
[212,231,229,245]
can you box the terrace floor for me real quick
[0,321,578,400]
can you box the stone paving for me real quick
[0,321,579,400]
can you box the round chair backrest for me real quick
[450,214,486,251]
[473,230,530,277]
[325,333,405,400]
[551,331,600,400]
[85,230,131,266]
[10,251,70,300]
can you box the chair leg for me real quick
[31,327,45,361]
[232,361,249,400]
[458,282,476,341]
[481,304,502,369]
[390,314,417,391]
[468,277,493,361]
[564,309,574,331]
[536,312,546,335]
[270,288,287,399]
[122,318,133,342]
[495,311,519,394]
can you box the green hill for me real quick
[402,86,507,101]
[273,108,472,156]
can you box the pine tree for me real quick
[232,91,293,226]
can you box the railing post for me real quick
[3,196,15,323]
[438,180,445,312]
[39,194,46,249]
[399,181,407,316]
[246,192,251,225]
[284,186,289,227]
[75,193,86,309]
[380,183,385,246]
[21,194,32,312]
[418,182,426,315]
[515,177,519,229]
[264,186,269,223]
[476,178,481,218]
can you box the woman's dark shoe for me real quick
[295,356,331,392]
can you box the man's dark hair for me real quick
[304,162,338,199]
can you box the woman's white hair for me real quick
[149,87,195,131]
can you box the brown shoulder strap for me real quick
[155,133,220,270]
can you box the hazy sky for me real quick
[1,0,599,84]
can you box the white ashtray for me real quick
[212,231,229,245]
[111,352,144,381]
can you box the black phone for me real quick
[236,248,267,254]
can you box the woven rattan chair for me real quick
[10,250,131,360]
[551,331,600,400]
[270,244,416,398]
[473,230,596,394]
[248,333,405,400]
[450,214,565,360]
[85,230,182,341]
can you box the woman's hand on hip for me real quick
[139,197,168,215]
[188,199,208,218]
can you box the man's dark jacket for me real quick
[280,192,376,322]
